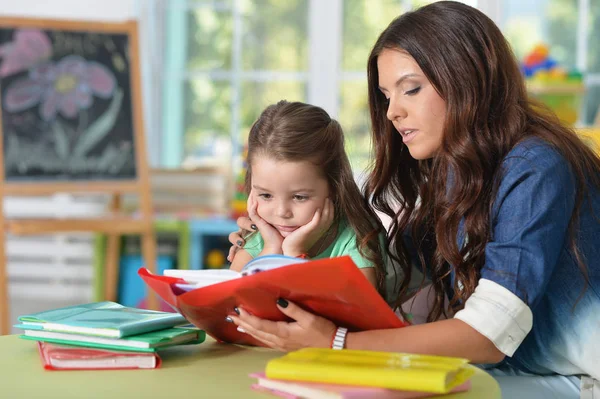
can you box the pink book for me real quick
[249,373,471,399]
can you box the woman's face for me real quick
[377,48,447,160]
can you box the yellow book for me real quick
[265,348,475,394]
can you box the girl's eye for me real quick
[258,193,272,200]
[293,195,308,201]
[405,86,421,96]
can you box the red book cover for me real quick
[139,256,408,346]
[37,341,161,370]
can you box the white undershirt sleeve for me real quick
[454,278,533,357]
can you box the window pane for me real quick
[583,85,600,125]
[339,81,371,171]
[342,0,404,71]
[183,79,232,164]
[239,81,306,140]
[502,0,577,69]
[590,0,600,73]
[186,8,233,70]
[240,0,309,71]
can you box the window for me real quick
[163,0,463,170]
[162,0,591,171]
[500,0,600,124]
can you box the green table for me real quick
[0,335,501,398]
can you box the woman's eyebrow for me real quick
[379,73,420,92]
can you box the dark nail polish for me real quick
[234,307,240,315]
[225,316,233,323]
[236,240,243,247]
[251,224,257,230]
[277,298,288,308]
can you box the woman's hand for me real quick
[229,299,337,352]
[227,217,253,262]
[281,198,334,257]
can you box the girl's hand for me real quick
[229,299,337,352]
[247,193,283,255]
[281,198,334,257]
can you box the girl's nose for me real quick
[276,202,293,218]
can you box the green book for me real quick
[17,301,188,338]
[17,326,205,353]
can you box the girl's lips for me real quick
[275,225,299,232]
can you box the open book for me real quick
[139,255,408,346]
[164,255,308,291]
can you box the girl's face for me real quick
[250,156,330,237]
[377,48,447,160]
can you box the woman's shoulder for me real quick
[504,137,565,167]
[500,137,574,183]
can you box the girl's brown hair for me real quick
[365,1,600,320]
[245,100,387,293]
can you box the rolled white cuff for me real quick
[454,278,533,357]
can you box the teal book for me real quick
[17,325,205,352]
[17,301,188,338]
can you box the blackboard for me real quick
[0,21,137,181]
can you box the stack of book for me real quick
[250,348,475,399]
[15,301,205,370]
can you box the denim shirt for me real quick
[452,138,600,379]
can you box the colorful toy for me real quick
[521,44,584,125]
[205,248,227,269]
[230,144,249,220]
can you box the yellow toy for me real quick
[205,249,227,269]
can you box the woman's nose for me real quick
[386,96,407,122]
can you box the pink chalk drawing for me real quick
[0,29,52,77]
[4,54,116,120]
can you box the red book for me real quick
[139,255,408,346]
[249,373,472,399]
[37,341,161,370]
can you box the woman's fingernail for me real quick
[234,307,240,315]
[236,240,243,247]
[225,316,233,323]
[237,326,246,333]
[251,224,257,230]
[277,298,289,308]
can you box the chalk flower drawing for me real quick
[4,54,116,120]
[0,29,52,77]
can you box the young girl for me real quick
[228,2,600,397]
[229,100,387,292]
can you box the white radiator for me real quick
[4,194,107,300]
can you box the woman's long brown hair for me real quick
[245,100,388,294]
[365,1,600,320]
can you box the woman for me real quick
[228,2,600,397]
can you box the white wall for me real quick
[0,0,137,20]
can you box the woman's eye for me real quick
[405,86,421,96]
[293,195,308,201]
[258,193,272,200]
